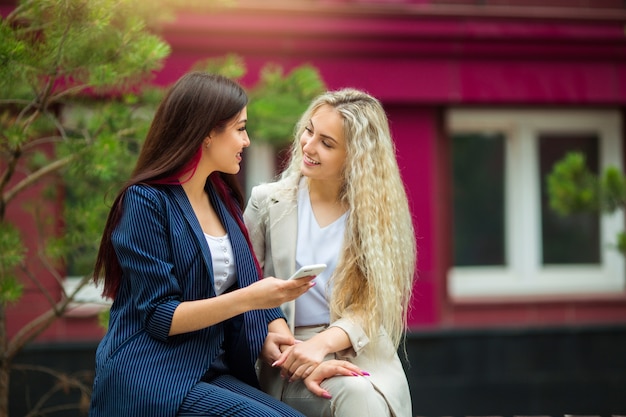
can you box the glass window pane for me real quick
[539,133,600,265]
[452,132,505,266]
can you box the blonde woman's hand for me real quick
[272,327,351,382]
[303,360,369,399]
[273,338,326,381]
[242,276,314,310]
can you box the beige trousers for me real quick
[266,325,392,417]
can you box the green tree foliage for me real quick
[0,222,24,303]
[192,53,248,81]
[0,0,170,415]
[547,152,626,255]
[51,96,159,275]
[192,54,326,146]
[1,1,326,414]
[247,63,326,146]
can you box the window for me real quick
[448,109,624,299]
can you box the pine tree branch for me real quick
[5,275,91,361]
[6,309,58,362]
[2,152,82,207]
[20,264,58,311]
[12,365,91,417]
[0,147,21,219]
[49,84,90,103]
[20,135,68,152]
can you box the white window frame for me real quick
[447,109,625,299]
[62,276,111,317]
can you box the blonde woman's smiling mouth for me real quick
[303,154,320,166]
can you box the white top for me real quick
[204,233,237,296]
[294,181,348,326]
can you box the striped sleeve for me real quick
[112,185,181,341]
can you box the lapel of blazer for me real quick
[268,196,298,279]
[204,181,265,382]
[268,190,299,332]
[169,185,216,295]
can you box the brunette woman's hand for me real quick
[272,327,350,381]
[261,331,296,365]
[302,360,369,399]
[243,276,314,310]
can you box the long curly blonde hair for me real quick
[279,88,417,350]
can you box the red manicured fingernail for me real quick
[322,392,332,399]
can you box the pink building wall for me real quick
[5,0,626,341]
[157,2,626,331]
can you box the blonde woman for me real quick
[244,88,416,417]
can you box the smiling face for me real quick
[299,104,347,183]
[205,107,250,175]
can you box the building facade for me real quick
[7,0,626,415]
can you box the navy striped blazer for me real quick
[89,182,284,417]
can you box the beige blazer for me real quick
[244,179,412,417]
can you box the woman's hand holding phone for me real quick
[288,264,327,280]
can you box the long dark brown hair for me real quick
[94,72,253,299]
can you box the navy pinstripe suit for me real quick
[89,183,285,417]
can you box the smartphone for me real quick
[288,264,327,280]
